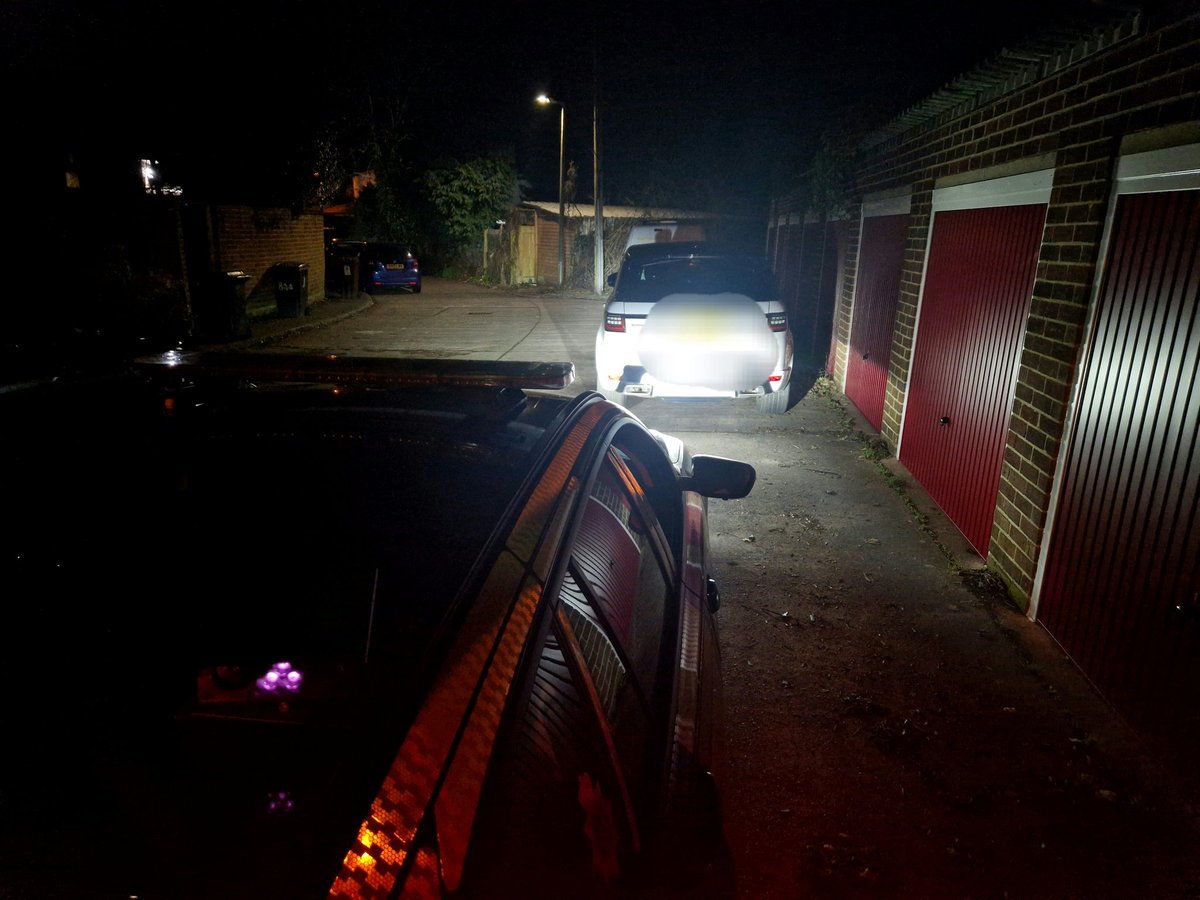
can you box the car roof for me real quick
[363,240,412,251]
[621,239,714,261]
[331,240,414,256]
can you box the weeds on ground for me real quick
[811,373,836,399]
[861,437,891,461]
[814,383,1025,607]
[815,379,961,570]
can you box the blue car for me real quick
[361,241,422,294]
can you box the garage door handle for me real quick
[939,416,951,426]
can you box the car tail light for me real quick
[409,258,419,271]
[604,313,626,333]
[766,311,788,333]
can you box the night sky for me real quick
[6,0,1119,211]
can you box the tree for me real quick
[804,129,859,220]
[306,129,355,211]
[421,156,522,269]
[345,95,425,247]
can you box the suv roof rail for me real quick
[132,352,576,391]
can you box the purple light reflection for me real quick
[255,660,304,696]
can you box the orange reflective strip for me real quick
[331,406,604,899]
[398,846,440,900]
[436,411,605,889]
[436,577,541,891]
[508,403,603,566]
[329,552,527,898]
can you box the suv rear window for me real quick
[615,255,778,302]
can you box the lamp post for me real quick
[536,94,566,289]
[592,101,604,296]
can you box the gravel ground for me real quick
[698,382,1200,900]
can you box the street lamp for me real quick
[592,100,604,296]
[536,94,566,289]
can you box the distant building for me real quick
[485,201,756,288]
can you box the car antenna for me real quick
[364,567,380,666]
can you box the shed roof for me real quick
[519,200,717,220]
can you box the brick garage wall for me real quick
[768,211,806,324]
[772,7,1199,607]
[211,206,326,303]
[828,210,860,390]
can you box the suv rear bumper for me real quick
[602,365,790,400]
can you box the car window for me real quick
[573,455,670,699]
[617,256,778,302]
[461,606,635,895]
[610,428,684,554]
[465,446,677,891]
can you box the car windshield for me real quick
[176,410,511,669]
[4,379,562,703]
[617,255,778,302]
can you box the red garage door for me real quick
[900,171,1050,556]
[1036,150,1200,745]
[846,211,909,432]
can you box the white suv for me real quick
[594,242,794,414]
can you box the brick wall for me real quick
[771,7,1200,607]
[829,212,860,389]
[209,205,326,303]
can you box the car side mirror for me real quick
[607,272,618,287]
[682,455,756,500]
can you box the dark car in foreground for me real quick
[0,352,754,899]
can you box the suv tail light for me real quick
[604,313,626,333]
[766,311,788,333]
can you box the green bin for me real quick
[199,270,251,342]
[328,251,360,299]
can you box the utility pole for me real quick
[537,94,567,291]
[592,33,604,297]
[557,103,565,290]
